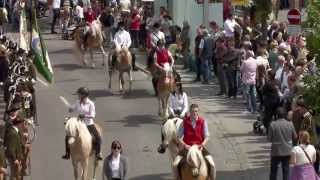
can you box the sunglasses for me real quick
[112,146,121,150]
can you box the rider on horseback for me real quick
[83,7,96,50]
[62,87,103,160]
[110,21,131,69]
[173,103,215,180]
[152,39,174,96]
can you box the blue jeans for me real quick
[243,84,257,112]
[201,58,213,82]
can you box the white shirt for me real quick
[256,56,269,69]
[110,154,121,178]
[70,98,96,125]
[224,18,237,38]
[114,29,132,48]
[75,5,84,18]
[151,30,165,48]
[168,92,188,117]
[52,0,61,9]
[275,66,289,91]
[291,144,317,165]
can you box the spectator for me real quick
[199,28,214,84]
[290,131,318,180]
[224,38,241,98]
[256,65,266,110]
[194,25,205,82]
[268,107,297,180]
[0,139,7,179]
[168,83,188,119]
[0,44,8,86]
[268,40,279,70]
[51,0,61,34]
[275,55,290,92]
[103,140,128,180]
[215,37,228,96]
[100,7,115,46]
[240,50,257,113]
[129,8,141,48]
[223,12,239,39]
[262,70,281,131]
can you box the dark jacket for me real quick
[4,124,23,161]
[103,154,128,180]
[223,48,241,70]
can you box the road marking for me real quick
[37,77,49,87]
[59,96,71,107]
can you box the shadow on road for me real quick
[129,173,171,180]
[53,63,85,71]
[106,114,161,127]
[122,89,154,99]
[90,89,113,100]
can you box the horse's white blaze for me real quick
[187,145,208,177]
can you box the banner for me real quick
[19,8,28,51]
[31,10,53,83]
[231,0,251,6]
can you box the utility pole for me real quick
[203,0,209,27]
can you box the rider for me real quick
[83,6,96,49]
[152,39,174,96]
[62,87,103,160]
[110,21,132,69]
[173,103,215,180]
[168,83,188,119]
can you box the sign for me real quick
[287,25,302,35]
[287,8,301,25]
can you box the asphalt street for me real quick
[1,18,284,180]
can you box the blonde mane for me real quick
[187,145,208,177]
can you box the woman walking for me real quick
[103,140,128,180]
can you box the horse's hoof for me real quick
[157,145,166,154]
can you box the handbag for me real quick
[299,146,320,178]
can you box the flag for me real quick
[19,8,28,51]
[31,10,53,83]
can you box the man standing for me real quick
[268,107,297,180]
[51,0,61,34]
[199,29,214,84]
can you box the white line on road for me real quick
[37,77,49,87]
[59,96,71,107]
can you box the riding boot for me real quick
[83,33,88,50]
[205,155,216,180]
[62,136,70,159]
[87,125,103,160]
[152,78,158,96]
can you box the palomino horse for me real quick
[64,117,102,180]
[158,117,183,160]
[157,63,177,119]
[73,19,107,68]
[175,145,213,180]
[108,46,133,93]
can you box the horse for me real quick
[64,117,102,180]
[73,19,107,68]
[108,46,133,93]
[176,145,209,180]
[157,63,177,119]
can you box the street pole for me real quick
[203,0,209,27]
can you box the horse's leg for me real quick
[81,158,89,180]
[100,46,106,66]
[128,70,132,92]
[108,55,112,90]
[90,49,95,68]
[119,72,124,92]
[72,160,78,180]
[158,96,163,117]
[164,95,169,119]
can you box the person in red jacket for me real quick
[83,7,96,49]
[173,103,215,180]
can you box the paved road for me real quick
[1,18,284,180]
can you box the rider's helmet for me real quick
[77,87,89,97]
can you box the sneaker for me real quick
[62,154,70,160]
[242,110,251,114]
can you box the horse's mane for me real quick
[65,117,92,154]
[162,118,182,143]
[187,145,208,177]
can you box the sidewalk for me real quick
[134,53,276,179]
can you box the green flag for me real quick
[19,8,28,51]
[31,10,53,83]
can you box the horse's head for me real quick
[186,145,207,177]
[64,117,81,144]
[158,118,182,155]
